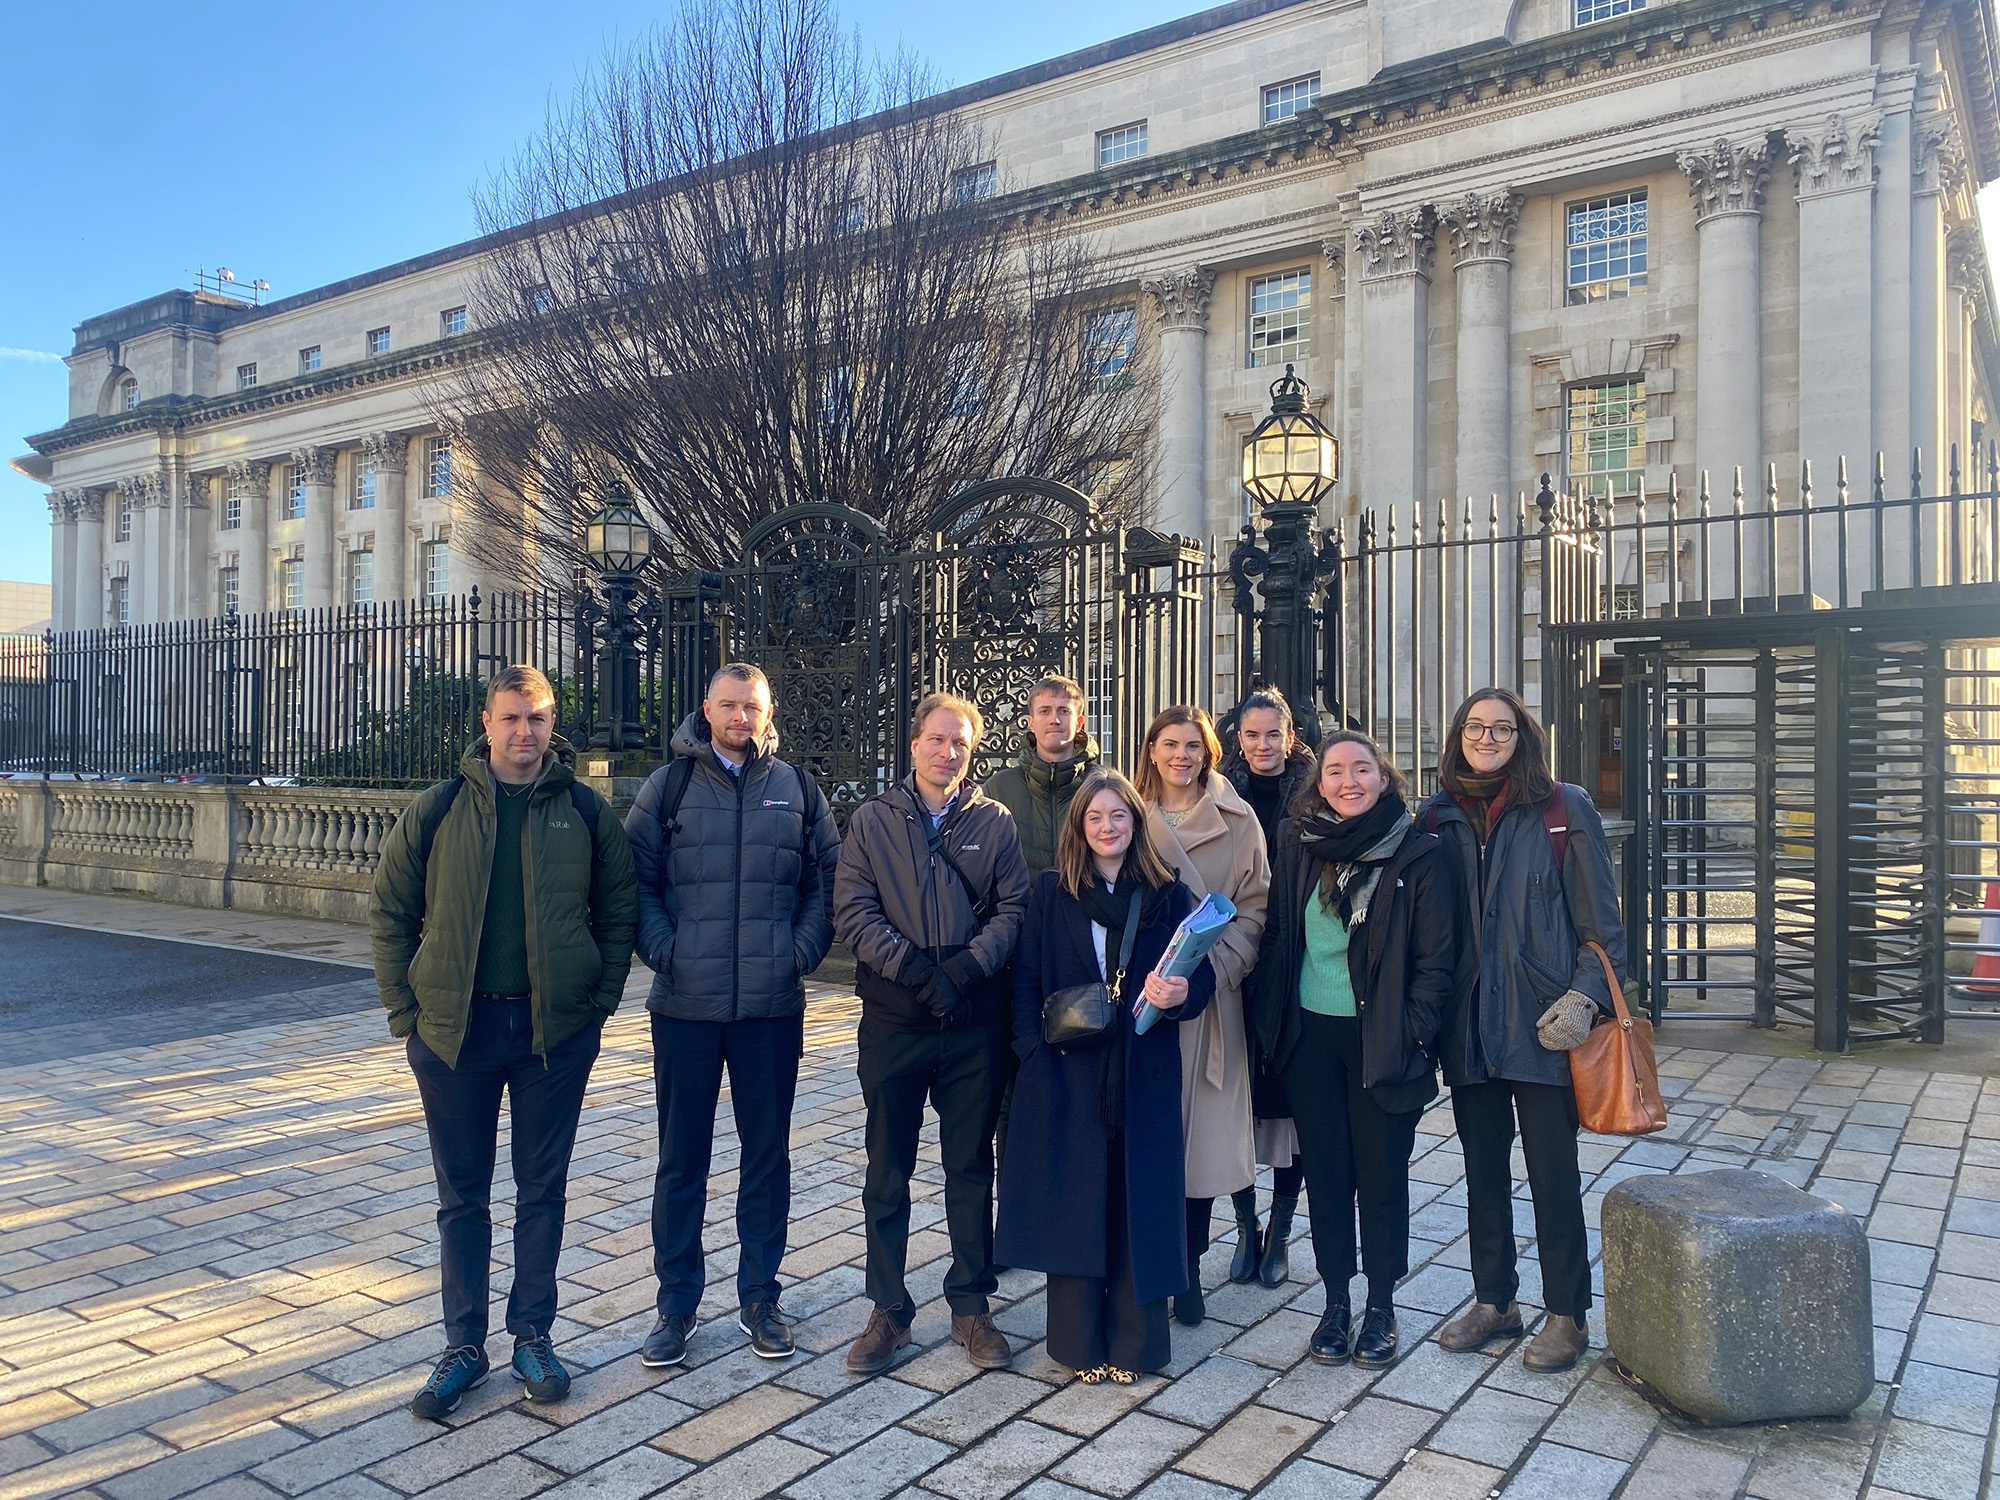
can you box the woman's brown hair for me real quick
[1056,769,1178,898]
[1134,706,1223,805]
[1287,730,1409,821]
[1437,686,1556,807]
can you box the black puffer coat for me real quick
[1420,783,1627,1089]
[1247,816,1457,1115]
[1223,746,1315,853]
[625,712,841,1023]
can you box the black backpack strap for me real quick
[568,781,603,868]
[417,775,466,867]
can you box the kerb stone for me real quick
[1602,1169,1872,1425]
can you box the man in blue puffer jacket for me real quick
[624,663,840,1368]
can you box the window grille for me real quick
[1262,76,1321,124]
[1087,306,1137,391]
[237,363,258,390]
[348,550,374,606]
[366,326,391,355]
[423,541,450,600]
[110,576,130,626]
[352,461,376,511]
[1566,379,1647,502]
[221,479,245,532]
[1249,269,1312,368]
[280,558,304,614]
[116,491,133,542]
[122,380,139,410]
[1566,191,1648,304]
[284,466,307,521]
[1574,0,1643,23]
[440,306,467,337]
[219,567,239,616]
[1096,122,1147,168]
[952,163,998,200]
[425,435,453,499]
[948,341,985,417]
[299,346,321,373]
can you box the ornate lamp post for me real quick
[1232,364,1341,732]
[582,481,655,751]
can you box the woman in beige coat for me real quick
[1138,706,1272,1328]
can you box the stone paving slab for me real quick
[0,908,1997,1499]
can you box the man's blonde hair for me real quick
[1028,675,1084,710]
[486,664,555,709]
[912,692,984,748]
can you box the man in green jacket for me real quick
[370,665,637,1420]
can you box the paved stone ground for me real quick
[0,910,1997,1500]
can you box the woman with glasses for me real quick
[1422,687,1626,1373]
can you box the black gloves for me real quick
[942,951,986,993]
[901,950,985,1020]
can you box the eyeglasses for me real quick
[1462,722,1519,744]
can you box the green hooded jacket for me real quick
[369,734,638,1068]
[979,729,1101,873]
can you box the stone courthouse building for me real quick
[15,0,2000,630]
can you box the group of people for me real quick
[369,659,1626,1416]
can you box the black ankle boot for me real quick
[1228,1198,1262,1284]
[1258,1195,1296,1287]
[1173,1281,1206,1327]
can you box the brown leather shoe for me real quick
[845,1308,912,1375]
[1436,1301,1524,1353]
[952,1312,1013,1370]
[1523,1313,1589,1372]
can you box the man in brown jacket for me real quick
[833,692,1030,1375]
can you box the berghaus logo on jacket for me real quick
[763,799,791,807]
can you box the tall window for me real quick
[280,558,305,613]
[299,345,322,373]
[109,576,130,627]
[122,379,139,410]
[1566,190,1648,305]
[820,365,855,437]
[1262,75,1321,124]
[1566,380,1647,501]
[1249,269,1312,368]
[366,326,392,355]
[236,362,258,390]
[1575,0,1644,22]
[352,460,377,510]
[284,465,307,521]
[1096,122,1147,168]
[219,567,239,616]
[440,306,467,337]
[1087,306,1137,391]
[526,285,553,315]
[347,549,375,607]
[424,435,453,499]
[952,162,998,201]
[948,340,985,417]
[221,478,244,531]
[115,490,133,542]
[422,541,451,600]
[839,200,866,234]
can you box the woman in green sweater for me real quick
[1247,732,1459,1369]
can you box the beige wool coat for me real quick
[1146,772,1273,1200]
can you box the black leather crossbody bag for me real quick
[1041,889,1142,1048]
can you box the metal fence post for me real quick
[1812,624,1852,1052]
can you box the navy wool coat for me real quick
[995,869,1216,1307]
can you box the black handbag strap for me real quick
[1108,888,1143,990]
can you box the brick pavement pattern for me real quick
[1,982,1997,1500]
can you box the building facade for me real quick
[15,0,2000,631]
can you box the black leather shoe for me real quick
[1310,1300,1352,1365]
[739,1301,796,1359]
[1352,1305,1399,1369]
[1173,1282,1206,1327]
[641,1312,698,1368]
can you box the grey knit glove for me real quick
[1536,990,1598,1052]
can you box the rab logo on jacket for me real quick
[549,819,571,829]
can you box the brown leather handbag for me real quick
[1567,940,1669,1136]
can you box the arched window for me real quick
[122,379,139,411]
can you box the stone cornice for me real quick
[1788,111,1884,198]
[1140,267,1215,331]
[1438,191,1523,266]
[1679,135,1772,223]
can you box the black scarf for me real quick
[1072,861,1165,1137]
[1076,862,1169,932]
[1296,791,1411,926]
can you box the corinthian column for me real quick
[74,492,105,629]
[364,432,409,601]
[1679,137,1771,588]
[49,491,77,631]
[1140,267,1215,539]
[1354,207,1436,509]
[121,472,167,624]
[294,446,337,610]
[1789,114,1882,598]
[229,460,272,615]
[184,474,212,619]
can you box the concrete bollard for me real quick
[1602,1168,1873,1425]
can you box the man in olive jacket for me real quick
[979,674,1099,874]
[625,663,841,1368]
[370,666,637,1420]
[834,692,1030,1375]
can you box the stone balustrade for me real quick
[0,779,419,922]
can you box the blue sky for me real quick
[4,6,1998,588]
[0,0,1184,585]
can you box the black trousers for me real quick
[1046,1145,1170,1372]
[1452,1077,1592,1318]
[651,1012,803,1316]
[857,1018,1009,1321]
[407,998,599,1349]
[1282,1011,1420,1310]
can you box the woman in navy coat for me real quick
[996,769,1216,1383]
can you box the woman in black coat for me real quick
[1421,686,1627,1375]
[1248,732,1456,1371]
[996,769,1215,1383]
